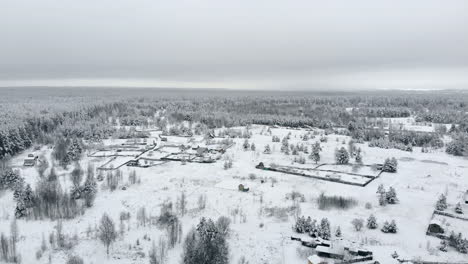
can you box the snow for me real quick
[2,125,468,263]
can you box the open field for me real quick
[1,123,467,264]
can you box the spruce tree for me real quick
[367,214,378,229]
[436,194,448,211]
[335,147,349,164]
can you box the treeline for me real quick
[2,88,468,160]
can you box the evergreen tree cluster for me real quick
[377,184,398,205]
[182,217,230,264]
[382,157,398,173]
[448,232,468,254]
[294,216,332,240]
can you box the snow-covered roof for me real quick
[315,245,345,256]
[307,255,328,264]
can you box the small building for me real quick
[126,160,139,167]
[427,222,444,234]
[315,245,345,260]
[238,184,249,192]
[23,157,37,166]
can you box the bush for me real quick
[351,218,364,231]
[285,191,306,202]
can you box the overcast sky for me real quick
[1,0,467,90]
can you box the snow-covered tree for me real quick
[310,142,321,164]
[367,214,378,229]
[381,220,397,233]
[242,139,250,151]
[351,218,364,231]
[377,184,385,195]
[386,187,398,204]
[318,218,331,240]
[382,157,398,172]
[436,194,448,211]
[250,143,256,151]
[355,148,363,164]
[335,147,349,164]
[335,226,342,237]
[182,217,229,264]
[264,144,271,154]
[99,213,117,256]
[455,202,463,214]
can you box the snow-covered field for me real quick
[2,125,468,264]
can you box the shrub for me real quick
[351,218,364,231]
[286,191,306,202]
[317,193,357,210]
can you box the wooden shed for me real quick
[427,222,444,234]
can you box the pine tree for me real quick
[386,187,398,204]
[310,142,321,164]
[264,145,271,154]
[319,218,331,240]
[335,147,349,164]
[335,226,342,237]
[242,139,250,151]
[250,143,256,151]
[379,192,387,206]
[377,184,385,195]
[439,240,448,252]
[436,194,448,211]
[367,214,378,229]
[355,148,363,164]
[382,157,398,172]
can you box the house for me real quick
[315,245,345,260]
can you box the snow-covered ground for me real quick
[2,125,468,264]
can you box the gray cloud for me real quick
[1,0,468,89]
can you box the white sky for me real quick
[1,0,468,90]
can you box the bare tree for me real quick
[99,213,117,256]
